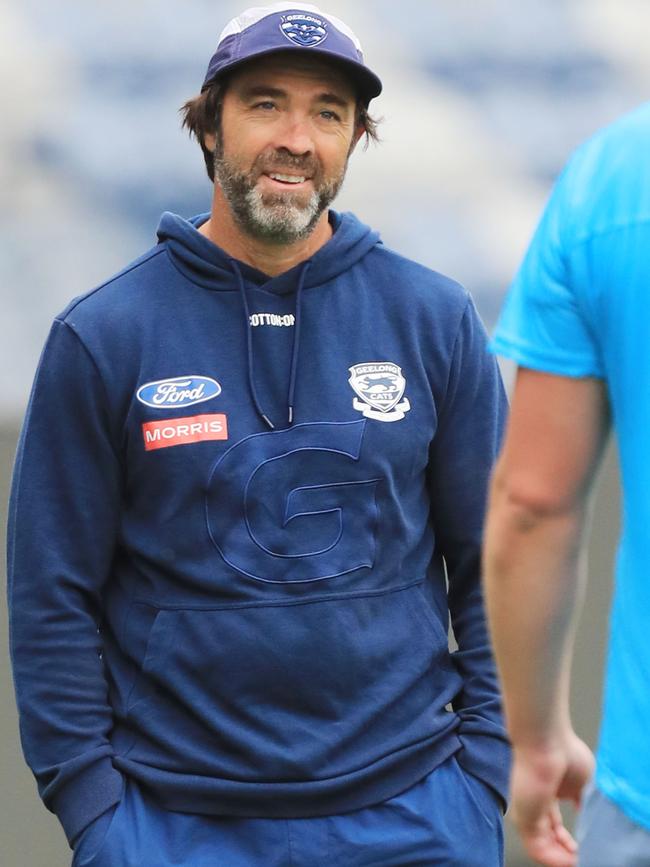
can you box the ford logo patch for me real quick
[136,375,221,409]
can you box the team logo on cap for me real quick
[280,13,328,47]
[348,362,411,422]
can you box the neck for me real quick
[198,186,332,277]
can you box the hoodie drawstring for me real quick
[287,261,309,426]
[230,259,309,430]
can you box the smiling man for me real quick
[207,54,354,245]
[8,4,509,865]
[196,50,362,270]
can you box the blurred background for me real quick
[1,0,638,863]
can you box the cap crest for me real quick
[280,13,328,47]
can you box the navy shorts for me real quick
[72,754,503,867]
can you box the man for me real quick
[484,102,650,867]
[9,5,509,865]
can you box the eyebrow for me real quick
[239,85,287,101]
[239,85,352,110]
[317,92,350,110]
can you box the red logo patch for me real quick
[142,413,228,451]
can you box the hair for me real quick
[180,75,381,183]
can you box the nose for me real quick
[273,113,314,157]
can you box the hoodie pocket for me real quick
[123,584,462,781]
[123,606,177,715]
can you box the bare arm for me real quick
[483,367,610,866]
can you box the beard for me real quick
[213,145,347,244]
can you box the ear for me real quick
[203,132,217,152]
[349,124,365,154]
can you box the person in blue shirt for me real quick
[8,5,509,865]
[485,102,650,867]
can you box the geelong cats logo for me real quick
[348,362,411,422]
[279,13,328,47]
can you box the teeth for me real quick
[269,173,306,184]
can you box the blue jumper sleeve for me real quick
[428,298,511,805]
[7,319,124,845]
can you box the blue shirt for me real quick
[491,102,650,831]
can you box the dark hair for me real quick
[180,77,381,183]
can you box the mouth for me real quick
[261,171,312,190]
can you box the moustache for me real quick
[253,150,321,179]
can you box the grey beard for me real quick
[214,150,345,244]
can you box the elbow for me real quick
[488,464,580,532]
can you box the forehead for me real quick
[227,52,358,102]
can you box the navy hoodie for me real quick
[8,210,509,844]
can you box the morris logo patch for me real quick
[280,13,328,47]
[349,362,411,422]
[136,376,221,410]
[142,413,228,451]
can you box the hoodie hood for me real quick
[157,209,381,430]
[157,210,381,294]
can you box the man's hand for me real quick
[510,732,595,867]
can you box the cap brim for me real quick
[202,45,382,104]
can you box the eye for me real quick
[253,100,277,111]
[319,109,341,122]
